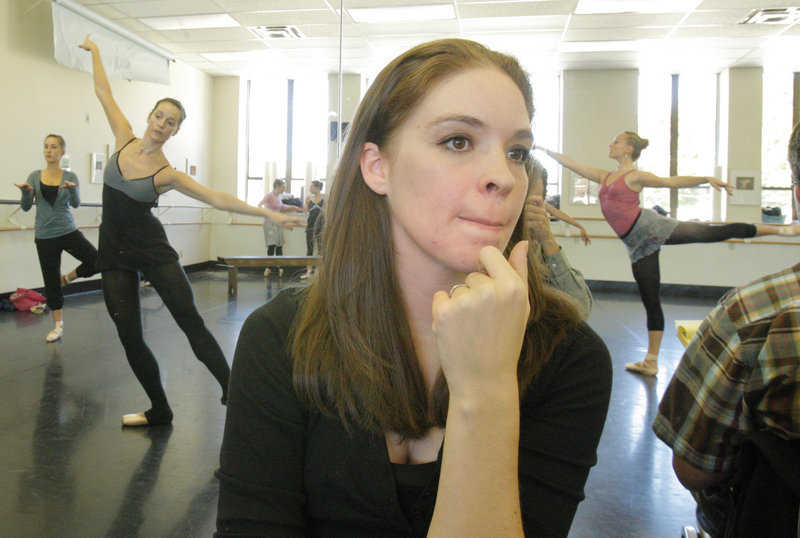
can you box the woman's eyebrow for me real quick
[428,115,533,142]
[428,114,485,129]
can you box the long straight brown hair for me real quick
[290,39,581,439]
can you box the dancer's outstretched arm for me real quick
[79,36,135,150]
[629,171,734,195]
[160,169,304,229]
[535,146,607,184]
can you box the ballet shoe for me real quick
[625,360,658,376]
[122,407,173,427]
[46,322,63,342]
[263,267,271,277]
[61,274,70,286]
[299,272,311,280]
[122,412,149,427]
[278,268,284,278]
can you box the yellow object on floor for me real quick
[675,320,702,348]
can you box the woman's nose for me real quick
[482,151,516,195]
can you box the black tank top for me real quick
[96,139,178,271]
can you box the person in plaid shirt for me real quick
[653,122,800,535]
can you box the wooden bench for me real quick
[216,255,321,296]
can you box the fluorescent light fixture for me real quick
[575,0,701,15]
[140,13,239,31]
[347,4,455,24]
[201,50,277,63]
[559,39,660,52]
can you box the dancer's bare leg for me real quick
[755,223,800,236]
[625,330,661,376]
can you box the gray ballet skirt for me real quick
[263,220,285,248]
[620,208,679,263]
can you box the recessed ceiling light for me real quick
[347,4,455,24]
[740,7,800,25]
[140,13,239,31]
[249,26,305,40]
[575,0,701,15]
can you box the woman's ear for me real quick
[360,142,389,195]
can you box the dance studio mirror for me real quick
[5,2,800,537]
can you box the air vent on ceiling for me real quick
[249,25,305,40]
[738,7,800,25]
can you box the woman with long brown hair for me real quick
[217,39,612,536]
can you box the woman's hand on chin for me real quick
[431,241,529,402]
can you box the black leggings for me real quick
[35,230,98,311]
[305,216,324,256]
[631,222,757,331]
[102,263,230,425]
[267,245,283,256]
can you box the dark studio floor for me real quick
[0,269,721,537]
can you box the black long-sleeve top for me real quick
[216,289,612,537]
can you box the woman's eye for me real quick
[442,136,471,151]
[507,147,530,163]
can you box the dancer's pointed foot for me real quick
[278,268,284,278]
[122,407,173,427]
[122,412,149,427]
[61,274,70,286]
[625,359,658,376]
[263,267,271,277]
[778,223,800,236]
[46,321,63,342]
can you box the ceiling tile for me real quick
[459,1,575,18]
[155,27,257,42]
[564,27,671,41]
[212,0,332,11]
[179,39,269,53]
[683,10,753,25]
[295,24,363,38]
[232,10,340,26]
[569,12,683,29]
[108,0,225,18]
[356,20,462,36]
[459,15,568,31]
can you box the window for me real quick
[638,72,718,221]
[246,79,287,206]
[530,72,561,198]
[637,72,671,214]
[675,72,718,221]
[245,77,329,206]
[290,77,328,199]
[761,68,794,222]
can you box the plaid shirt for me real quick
[653,262,800,475]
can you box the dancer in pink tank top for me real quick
[538,131,800,376]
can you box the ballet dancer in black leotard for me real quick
[538,131,800,376]
[80,36,305,426]
[301,179,325,279]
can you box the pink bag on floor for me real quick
[9,288,47,311]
